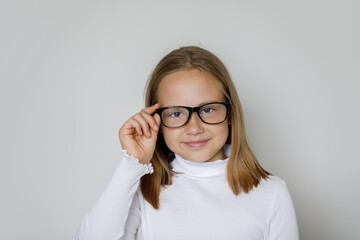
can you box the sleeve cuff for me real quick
[121,149,154,175]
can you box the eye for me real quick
[201,107,214,114]
[169,111,183,118]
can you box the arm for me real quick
[121,187,143,240]
[73,150,153,240]
[74,103,161,240]
[268,180,299,240]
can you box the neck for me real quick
[171,144,231,178]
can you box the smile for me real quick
[184,139,210,148]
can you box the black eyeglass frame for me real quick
[155,102,231,128]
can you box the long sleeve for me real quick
[74,150,153,240]
[268,180,299,240]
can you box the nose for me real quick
[185,112,204,135]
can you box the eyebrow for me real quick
[161,100,226,108]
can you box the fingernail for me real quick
[154,124,158,130]
[147,130,151,136]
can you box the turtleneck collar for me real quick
[171,144,231,178]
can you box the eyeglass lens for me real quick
[161,103,227,127]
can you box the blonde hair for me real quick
[141,46,270,209]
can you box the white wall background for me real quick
[1,0,359,239]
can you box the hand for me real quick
[118,103,161,164]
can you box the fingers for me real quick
[141,103,160,115]
[126,118,143,136]
[153,113,161,127]
[130,103,161,138]
[132,114,151,137]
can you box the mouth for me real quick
[184,139,210,148]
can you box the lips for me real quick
[184,139,209,148]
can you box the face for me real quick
[157,68,229,162]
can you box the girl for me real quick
[74,46,299,240]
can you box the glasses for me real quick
[156,102,231,128]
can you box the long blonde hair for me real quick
[141,46,270,209]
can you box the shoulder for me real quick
[250,175,290,203]
[258,175,295,214]
[262,175,286,187]
[261,176,299,237]
[257,175,287,192]
[250,175,295,216]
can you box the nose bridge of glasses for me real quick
[187,106,203,123]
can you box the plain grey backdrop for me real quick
[1,0,359,239]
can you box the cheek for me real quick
[162,128,181,145]
[214,124,229,139]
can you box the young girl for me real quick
[74,46,299,240]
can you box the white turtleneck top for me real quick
[74,145,299,240]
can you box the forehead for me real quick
[157,69,225,107]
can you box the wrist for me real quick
[121,149,154,174]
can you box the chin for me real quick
[180,149,214,162]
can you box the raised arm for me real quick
[74,104,161,240]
